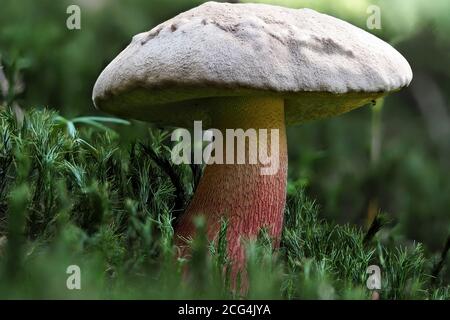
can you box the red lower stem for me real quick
[175,97,287,282]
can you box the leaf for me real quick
[71,116,130,125]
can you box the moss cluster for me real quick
[0,107,448,299]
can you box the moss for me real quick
[0,106,447,299]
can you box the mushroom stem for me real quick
[175,97,287,275]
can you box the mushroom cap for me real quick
[93,1,412,127]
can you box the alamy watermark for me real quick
[66,265,81,290]
[366,265,381,290]
[366,5,382,30]
[171,121,280,176]
[66,5,81,30]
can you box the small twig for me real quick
[141,143,187,215]
[0,59,9,99]
[363,211,386,244]
[431,234,450,284]
[190,162,203,193]
[0,235,6,257]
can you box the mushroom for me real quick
[92,2,412,274]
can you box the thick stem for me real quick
[175,97,287,275]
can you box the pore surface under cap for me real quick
[93,1,412,127]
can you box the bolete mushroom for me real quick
[93,2,412,272]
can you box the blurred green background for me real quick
[0,0,449,253]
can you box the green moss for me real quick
[0,106,448,299]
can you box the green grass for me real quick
[0,106,448,299]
